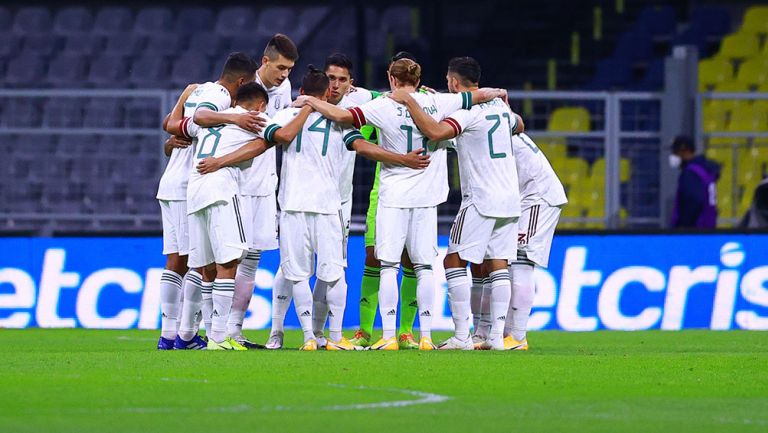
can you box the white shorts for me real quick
[375,205,437,265]
[240,194,279,251]
[159,200,189,256]
[279,210,346,282]
[187,197,249,268]
[447,204,518,264]
[512,203,562,268]
[341,198,352,255]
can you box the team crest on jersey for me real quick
[518,233,527,245]
[274,97,281,109]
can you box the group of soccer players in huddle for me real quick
[155,33,567,351]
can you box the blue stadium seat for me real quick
[634,6,676,39]
[256,7,296,39]
[105,32,145,57]
[58,134,100,155]
[13,7,52,33]
[4,54,46,88]
[635,58,664,91]
[83,98,123,128]
[215,7,256,37]
[0,32,23,58]
[587,57,632,89]
[93,7,133,35]
[0,7,12,30]
[128,56,169,88]
[47,54,88,88]
[2,99,43,127]
[143,33,183,57]
[171,52,213,89]
[294,7,328,43]
[228,34,267,58]
[87,55,128,88]
[125,99,161,128]
[690,6,731,39]
[134,7,174,35]
[187,31,223,57]
[175,7,216,33]
[53,7,93,35]
[62,33,103,56]
[21,34,60,57]
[612,31,653,62]
[10,134,58,156]
[381,7,413,41]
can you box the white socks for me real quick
[228,249,260,338]
[291,279,314,342]
[159,270,183,340]
[477,277,492,338]
[414,264,434,340]
[312,279,329,339]
[201,281,213,336]
[507,263,535,341]
[270,267,292,334]
[210,278,234,343]
[177,270,203,341]
[325,277,347,342]
[488,269,511,341]
[446,267,471,341]
[470,276,484,332]
[379,262,399,340]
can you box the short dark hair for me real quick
[221,52,258,81]
[324,53,354,75]
[391,51,417,63]
[672,135,695,153]
[301,65,329,97]
[448,57,481,85]
[236,82,269,105]
[264,33,299,61]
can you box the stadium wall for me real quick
[1,234,767,331]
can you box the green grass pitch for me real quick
[1,329,766,433]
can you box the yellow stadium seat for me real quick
[728,104,768,134]
[717,32,760,60]
[558,157,589,186]
[591,158,631,183]
[547,107,591,132]
[703,103,732,147]
[560,187,584,228]
[741,6,768,34]
[537,139,568,159]
[698,57,733,91]
[736,57,768,89]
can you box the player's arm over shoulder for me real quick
[266,106,313,145]
[505,105,525,134]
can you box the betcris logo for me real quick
[0,235,767,330]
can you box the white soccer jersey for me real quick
[157,81,231,201]
[184,106,263,214]
[267,108,363,214]
[239,74,293,196]
[512,133,568,208]
[348,91,473,208]
[446,98,521,218]
[337,87,374,202]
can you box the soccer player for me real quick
[163,52,263,349]
[199,66,429,350]
[295,58,505,350]
[228,34,298,348]
[387,57,525,350]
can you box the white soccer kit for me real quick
[184,106,262,268]
[347,91,473,264]
[267,108,364,282]
[337,87,374,222]
[156,81,231,255]
[237,74,293,251]
[511,133,568,267]
[443,98,522,264]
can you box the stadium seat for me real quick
[256,7,297,39]
[187,31,223,58]
[124,99,161,128]
[591,158,631,183]
[21,34,60,57]
[215,7,256,37]
[47,54,88,88]
[143,33,183,57]
[382,6,415,41]
[690,6,731,39]
[634,6,676,39]
[43,98,84,128]
[175,7,216,33]
[83,98,123,128]
[53,7,93,35]
[87,55,128,88]
[128,56,169,88]
[62,33,103,56]
[13,7,52,33]
[736,57,768,89]
[612,31,653,63]
[709,82,750,114]
[0,7,10,31]
[740,6,768,34]
[228,35,267,58]
[104,32,145,57]
[1,99,42,127]
[538,141,567,160]
[698,57,733,91]
[548,107,591,132]
[0,32,23,58]
[134,7,174,35]
[93,7,133,34]
[171,52,213,89]
[636,58,664,90]
[4,54,46,88]
[587,57,632,89]
[58,134,100,156]
[717,32,760,60]
[294,7,328,43]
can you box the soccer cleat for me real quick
[207,337,247,351]
[157,336,175,350]
[418,337,436,350]
[173,334,207,350]
[398,333,419,350]
[472,334,487,350]
[369,337,399,351]
[503,336,529,351]
[326,337,363,351]
[437,336,474,351]
[265,331,284,350]
[348,329,371,347]
[480,335,505,351]
[315,334,328,349]
[299,339,318,351]
[232,334,266,350]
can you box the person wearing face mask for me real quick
[669,135,721,229]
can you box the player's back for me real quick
[512,133,568,207]
[451,98,520,218]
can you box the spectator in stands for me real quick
[739,175,768,229]
[669,135,720,229]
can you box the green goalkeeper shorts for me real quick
[364,162,381,248]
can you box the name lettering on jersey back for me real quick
[395,104,438,119]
